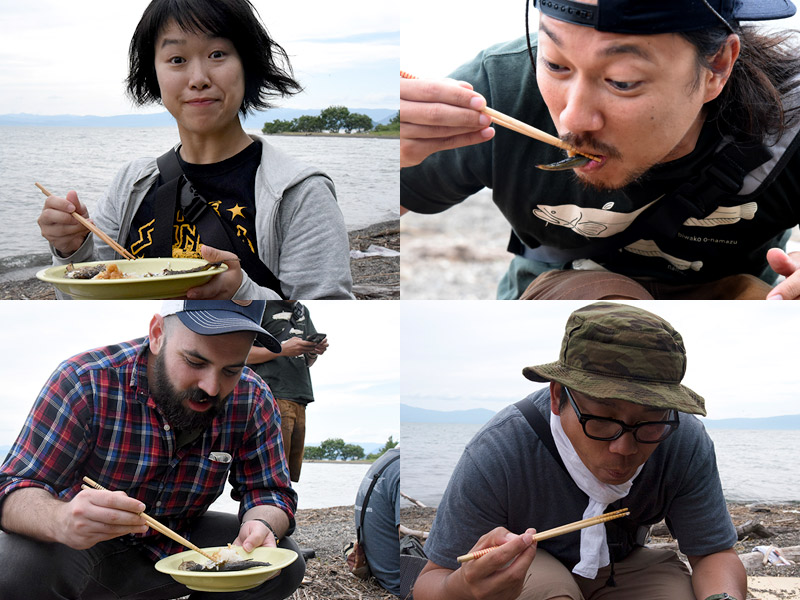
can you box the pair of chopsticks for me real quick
[400,70,599,162]
[35,183,137,261]
[457,508,630,563]
[81,476,216,562]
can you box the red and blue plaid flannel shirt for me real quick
[0,337,296,560]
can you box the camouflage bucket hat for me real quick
[522,302,706,415]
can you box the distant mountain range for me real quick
[401,404,800,430]
[0,108,397,129]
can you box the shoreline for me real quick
[263,131,399,139]
[0,219,399,300]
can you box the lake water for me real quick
[0,126,398,277]
[401,422,800,507]
[207,461,372,513]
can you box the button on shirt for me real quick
[0,337,296,561]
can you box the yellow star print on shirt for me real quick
[227,204,246,220]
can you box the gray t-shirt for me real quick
[424,388,736,572]
[355,448,400,595]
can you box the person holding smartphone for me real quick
[246,301,327,482]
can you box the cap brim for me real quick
[176,311,281,353]
[522,362,706,416]
[736,0,796,20]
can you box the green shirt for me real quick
[401,36,800,295]
[251,302,318,404]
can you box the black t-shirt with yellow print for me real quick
[127,141,261,259]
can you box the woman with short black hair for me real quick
[39,0,354,300]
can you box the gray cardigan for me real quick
[51,135,354,299]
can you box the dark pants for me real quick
[0,511,304,600]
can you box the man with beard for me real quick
[0,300,304,600]
[412,302,745,600]
[400,0,800,300]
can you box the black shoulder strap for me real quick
[357,453,400,544]
[154,149,287,298]
[514,397,567,473]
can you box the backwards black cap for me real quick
[533,0,796,34]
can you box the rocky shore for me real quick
[292,505,395,600]
[0,220,399,300]
[399,502,800,600]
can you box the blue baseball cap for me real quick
[159,300,281,352]
[533,0,797,34]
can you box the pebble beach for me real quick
[400,502,800,600]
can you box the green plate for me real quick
[36,258,228,300]
[154,546,298,592]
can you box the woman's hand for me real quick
[37,190,91,256]
[400,77,495,168]
[185,245,244,299]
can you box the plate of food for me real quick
[154,545,298,592]
[36,257,228,299]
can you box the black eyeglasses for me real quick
[563,387,679,444]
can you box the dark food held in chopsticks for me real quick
[400,71,600,171]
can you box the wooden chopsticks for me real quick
[400,70,599,162]
[81,476,216,562]
[456,508,630,563]
[35,183,137,261]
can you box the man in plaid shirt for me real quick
[0,300,304,599]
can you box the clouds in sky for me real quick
[401,300,800,420]
[0,301,399,448]
[0,0,398,115]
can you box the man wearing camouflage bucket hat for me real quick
[414,302,744,600]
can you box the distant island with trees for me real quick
[303,435,398,462]
[263,106,399,138]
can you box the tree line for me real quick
[263,106,399,135]
[303,435,398,461]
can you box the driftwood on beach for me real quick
[348,220,399,300]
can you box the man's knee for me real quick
[0,533,87,597]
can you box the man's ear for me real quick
[149,314,165,355]
[550,381,562,415]
[703,34,740,103]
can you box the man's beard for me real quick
[150,351,223,431]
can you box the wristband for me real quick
[245,518,279,541]
[704,594,737,600]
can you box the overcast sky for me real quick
[0,301,399,449]
[401,300,800,420]
[402,0,800,78]
[0,0,398,115]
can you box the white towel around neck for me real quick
[550,413,642,579]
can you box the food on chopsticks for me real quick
[178,545,273,572]
[64,261,223,280]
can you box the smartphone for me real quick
[306,333,326,343]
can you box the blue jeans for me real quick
[0,511,304,600]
